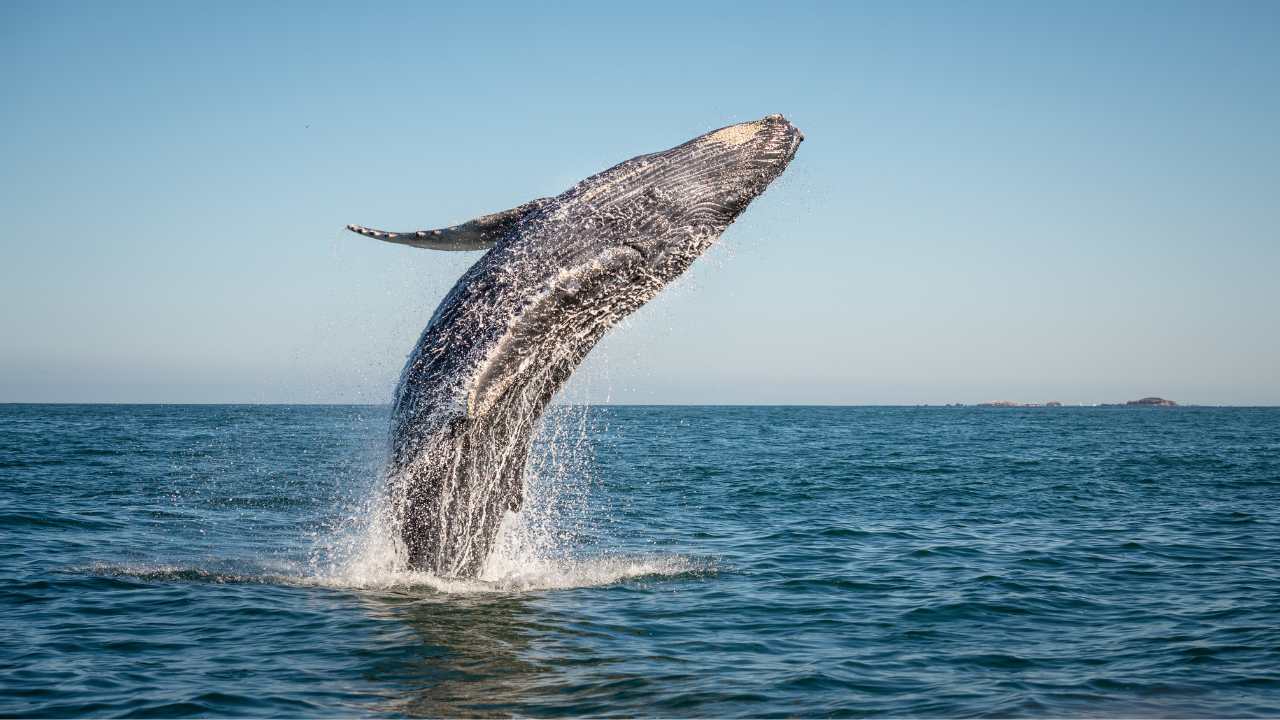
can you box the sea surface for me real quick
[1,404,1278,718]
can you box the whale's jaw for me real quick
[375,115,802,578]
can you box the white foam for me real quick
[288,403,711,594]
[303,505,708,594]
[83,542,706,595]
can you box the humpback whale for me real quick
[349,114,803,577]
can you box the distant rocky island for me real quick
[947,397,1182,408]
[1099,397,1180,407]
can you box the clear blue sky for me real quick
[2,1,1277,405]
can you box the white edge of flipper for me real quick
[347,198,552,251]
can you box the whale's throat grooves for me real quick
[379,115,803,577]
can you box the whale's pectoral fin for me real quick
[346,198,552,251]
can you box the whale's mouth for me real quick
[758,114,805,172]
[684,115,803,225]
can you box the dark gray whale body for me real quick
[349,115,803,577]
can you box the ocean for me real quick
[1,404,1278,718]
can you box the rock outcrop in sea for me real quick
[956,399,1180,408]
[1100,397,1180,407]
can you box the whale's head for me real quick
[679,113,804,223]
[567,114,802,240]
[524,114,803,275]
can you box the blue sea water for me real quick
[1,404,1278,718]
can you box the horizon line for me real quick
[2,402,1275,408]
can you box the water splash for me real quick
[85,547,708,595]
[72,401,704,594]
[300,403,709,593]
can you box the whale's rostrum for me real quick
[350,115,803,577]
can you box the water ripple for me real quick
[1,405,1279,717]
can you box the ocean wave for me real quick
[77,552,710,595]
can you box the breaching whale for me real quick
[348,114,803,577]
